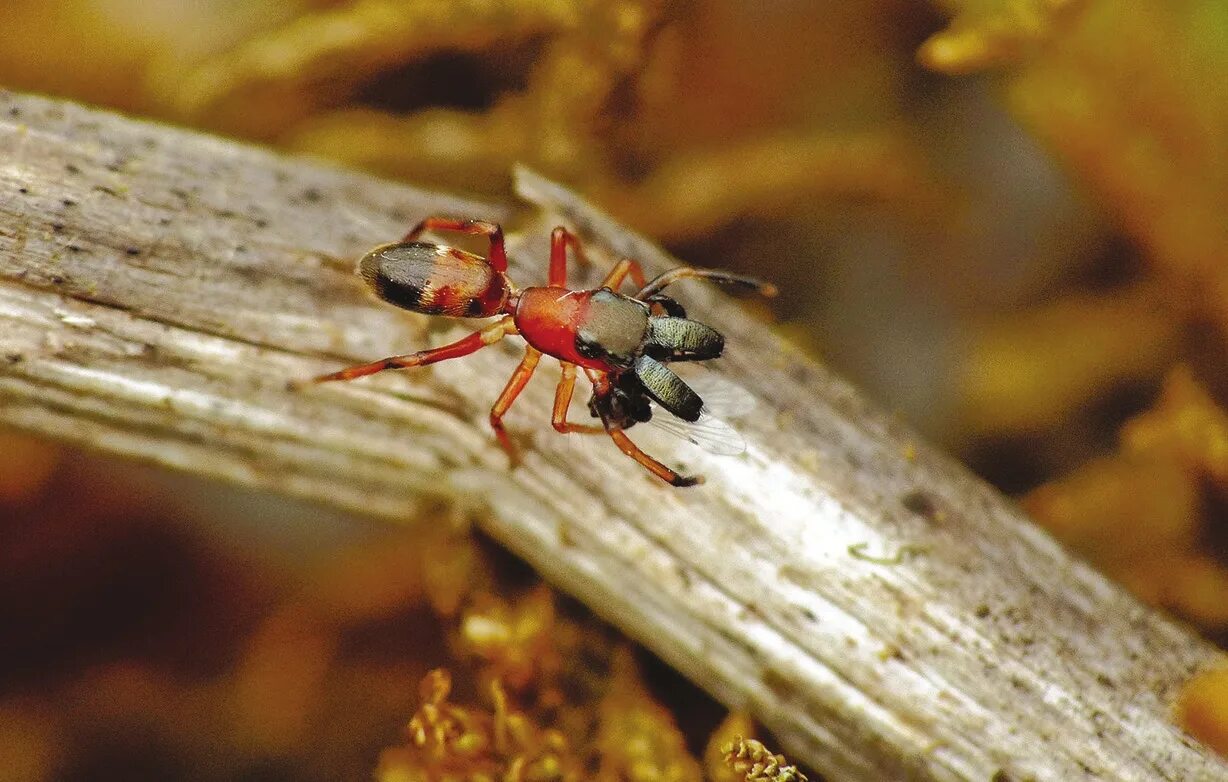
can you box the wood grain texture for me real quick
[1,91,1225,781]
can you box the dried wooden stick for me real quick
[0,91,1224,781]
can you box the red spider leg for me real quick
[551,362,605,434]
[548,226,589,287]
[489,346,542,463]
[404,217,508,272]
[636,268,778,299]
[548,228,648,292]
[589,373,702,487]
[599,257,649,291]
[307,317,516,384]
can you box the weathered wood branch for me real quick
[1,91,1224,781]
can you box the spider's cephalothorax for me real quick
[307,218,775,486]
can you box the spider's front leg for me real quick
[637,267,777,299]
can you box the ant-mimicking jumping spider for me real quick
[306,218,775,486]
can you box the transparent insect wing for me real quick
[668,364,756,419]
[646,406,746,455]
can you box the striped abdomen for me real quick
[358,242,510,317]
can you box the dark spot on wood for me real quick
[51,223,64,232]
[5,352,23,364]
[93,185,120,197]
[801,607,818,622]
[170,188,190,201]
[61,198,76,207]
[743,602,767,622]
[158,217,171,226]
[218,209,237,219]
[65,163,80,174]
[67,245,82,253]
[975,604,991,619]
[303,187,322,203]
[991,771,1013,782]
[9,106,21,118]
[125,247,141,256]
[254,218,269,229]
[1096,674,1115,689]
[18,187,28,194]
[235,245,248,254]
[675,564,693,589]
[50,274,66,284]
[901,489,939,519]
[761,667,795,700]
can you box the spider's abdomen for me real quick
[358,242,509,317]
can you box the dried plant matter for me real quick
[378,669,580,782]
[722,737,808,782]
[141,0,926,241]
[593,649,703,782]
[921,0,1087,73]
[1025,367,1228,630]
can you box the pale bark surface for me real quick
[1,91,1225,781]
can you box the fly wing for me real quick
[646,406,746,455]
[641,364,752,455]
[674,366,756,419]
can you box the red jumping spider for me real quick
[307,218,775,486]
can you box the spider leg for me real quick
[637,268,777,299]
[551,362,606,434]
[550,227,649,293]
[304,317,515,384]
[489,346,542,464]
[403,217,508,272]
[600,258,648,291]
[590,374,702,487]
[548,226,593,287]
